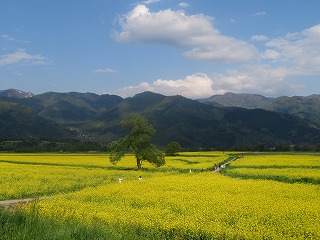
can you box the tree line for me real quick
[1,114,320,155]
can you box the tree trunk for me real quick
[136,158,142,170]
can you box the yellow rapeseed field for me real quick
[0,153,156,200]
[1,152,226,200]
[225,167,320,182]
[0,153,111,167]
[225,153,320,184]
[1,152,319,239]
[28,172,320,239]
[231,154,320,167]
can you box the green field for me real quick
[0,152,319,239]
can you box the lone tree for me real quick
[109,113,165,169]
[165,141,182,156]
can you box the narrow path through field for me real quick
[0,198,36,210]
[0,197,51,210]
[214,155,239,172]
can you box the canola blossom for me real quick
[28,172,320,239]
[230,154,320,167]
[1,152,319,239]
[1,152,224,200]
[224,154,320,184]
[0,154,162,200]
[224,167,320,183]
[0,161,112,200]
[0,153,111,168]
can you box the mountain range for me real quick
[1,89,320,149]
[198,92,320,127]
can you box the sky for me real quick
[1,0,320,99]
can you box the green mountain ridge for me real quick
[0,91,123,124]
[1,89,320,149]
[199,92,320,126]
[87,92,320,148]
[0,100,67,139]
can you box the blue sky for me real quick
[1,0,320,99]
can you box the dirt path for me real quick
[0,197,50,210]
[214,156,239,172]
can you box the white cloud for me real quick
[225,23,320,97]
[113,5,214,46]
[0,49,48,66]
[113,9,320,98]
[262,49,280,59]
[252,11,266,17]
[211,24,320,96]
[1,34,17,41]
[94,68,118,73]
[251,35,269,41]
[116,65,299,98]
[264,24,320,74]
[178,2,190,8]
[1,34,29,43]
[184,39,257,63]
[113,4,258,63]
[142,0,161,4]
[116,73,217,98]
[212,65,299,96]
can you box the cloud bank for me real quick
[264,24,320,74]
[116,67,298,99]
[0,49,48,67]
[113,4,320,98]
[113,4,257,63]
[116,73,217,99]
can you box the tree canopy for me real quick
[165,141,183,156]
[109,113,165,169]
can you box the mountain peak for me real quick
[0,89,34,99]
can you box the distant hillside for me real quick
[0,100,68,138]
[1,89,320,149]
[198,93,320,127]
[0,91,123,124]
[85,92,320,148]
[33,92,123,124]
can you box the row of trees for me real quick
[2,113,320,170]
[0,138,107,153]
[106,114,320,169]
[0,114,181,169]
